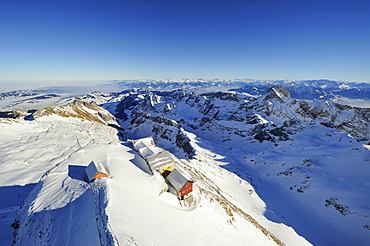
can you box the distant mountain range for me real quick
[1,80,370,245]
[230,79,370,100]
[2,79,370,102]
[111,78,370,100]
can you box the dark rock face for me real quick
[200,91,240,102]
[0,111,14,118]
[263,86,291,102]
[270,86,291,99]
[114,87,370,147]
[129,112,195,159]
[131,112,175,127]
[13,109,29,119]
[254,130,275,143]
[175,133,194,159]
[115,94,143,120]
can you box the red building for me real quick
[166,169,194,202]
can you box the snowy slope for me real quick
[194,126,370,245]
[0,102,121,245]
[89,86,370,245]
[2,82,370,245]
[1,102,311,245]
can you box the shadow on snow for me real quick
[68,165,89,182]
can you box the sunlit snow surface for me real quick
[1,81,370,245]
[0,115,310,246]
[198,126,370,245]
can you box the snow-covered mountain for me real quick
[231,79,370,100]
[1,100,310,246]
[111,79,370,101]
[111,79,248,92]
[1,81,370,245]
[2,79,370,110]
[73,85,369,245]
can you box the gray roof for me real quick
[146,151,174,171]
[166,169,190,191]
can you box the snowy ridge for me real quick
[108,79,370,102]
[2,79,369,112]
[1,101,310,245]
[1,84,370,245]
[0,116,120,245]
[32,100,118,126]
[84,86,369,245]
[109,86,369,143]
[232,79,370,100]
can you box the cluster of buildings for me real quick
[132,137,194,204]
[83,136,195,205]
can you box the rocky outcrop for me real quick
[114,86,370,144]
[263,86,291,102]
[127,112,195,159]
[33,101,118,125]
[13,109,29,119]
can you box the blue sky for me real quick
[1,0,369,83]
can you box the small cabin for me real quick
[85,161,108,182]
[166,169,194,202]
[145,151,175,177]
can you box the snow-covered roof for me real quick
[146,151,174,171]
[166,169,190,191]
[132,137,162,158]
[138,146,161,158]
[132,136,155,150]
[96,162,108,174]
[85,161,108,182]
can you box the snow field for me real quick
[218,124,370,245]
[1,114,313,245]
[0,116,118,246]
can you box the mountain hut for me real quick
[85,161,108,182]
[166,169,194,202]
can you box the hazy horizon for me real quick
[2,77,370,92]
